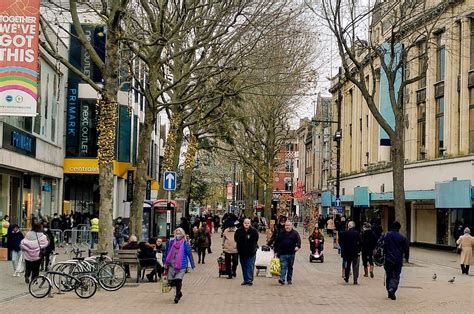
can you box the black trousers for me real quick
[25,259,42,280]
[384,261,402,295]
[362,252,374,268]
[224,252,238,275]
[344,255,360,282]
[197,247,207,262]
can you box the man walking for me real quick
[384,221,409,300]
[274,221,301,285]
[235,218,259,286]
[340,221,361,285]
[222,220,239,279]
[90,215,99,249]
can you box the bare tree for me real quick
[41,0,131,253]
[310,0,457,235]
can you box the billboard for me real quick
[0,0,40,116]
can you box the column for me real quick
[445,23,460,155]
[459,18,471,154]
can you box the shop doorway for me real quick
[9,176,20,225]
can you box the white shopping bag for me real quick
[16,251,25,273]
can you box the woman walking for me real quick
[197,222,211,264]
[222,221,239,279]
[20,223,49,283]
[361,222,377,278]
[456,227,474,275]
[6,224,23,276]
[164,228,195,304]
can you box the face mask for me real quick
[176,235,183,240]
[44,228,48,232]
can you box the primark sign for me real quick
[2,123,36,157]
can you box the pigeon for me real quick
[448,277,455,283]
[432,273,437,281]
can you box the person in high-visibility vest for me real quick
[90,216,99,249]
[1,215,10,247]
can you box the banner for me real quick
[0,0,40,116]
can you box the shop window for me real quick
[417,102,426,160]
[435,97,445,157]
[285,159,294,172]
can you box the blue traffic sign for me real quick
[335,198,341,207]
[163,171,177,191]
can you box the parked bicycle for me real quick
[29,271,97,299]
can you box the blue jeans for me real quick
[91,232,98,249]
[279,254,295,283]
[240,255,256,283]
[384,262,402,295]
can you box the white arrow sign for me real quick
[163,171,177,191]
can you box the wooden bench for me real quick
[113,249,157,283]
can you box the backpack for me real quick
[373,234,385,267]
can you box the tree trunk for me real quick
[129,108,156,240]
[180,133,198,217]
[158,115,184,199]
[96,26,121,254]
[391,122,407,236]
[243,168,253,217]
[264,164,273,221]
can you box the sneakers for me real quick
[343,277,349,283]
[278,279,285,285]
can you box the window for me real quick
[285,159,294,172]
[436,35,445,82]
[469,88,474,153]
[435,97,445,157]
[418,41,427,88]
[417,102,426,160]
[470,19,474,69]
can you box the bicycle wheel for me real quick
[56,263,81,292]
[29,275,52,298]
[97,262,126,291]
[74,275,97,299]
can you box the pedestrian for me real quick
[326,216,335,238]
[20,223,49,283]
[41,222,55,271]
[268,216,287,247]
[340,221,361,285]
[383,221,409,300]
[113,217,125,249]
[179,217,191,236]
[453,223,464,244]
[303,216,310,238]
[1,215,10,247]
[138,240,158,282]
[274,221,301,285]
[456,227,474,275]
[222,221,239,279]
[6,224,23,276]
[51,213,61,230]
[196,222,211,264]
[213,214,221,233]
[163,228,195,304]
[361,222,377,278]
[234,218,259,286]
[90,215,99,249]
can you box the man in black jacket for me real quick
[274,221,301,285]
[383,221,409,300]
[340,221,361,284]
[234,218,259,286]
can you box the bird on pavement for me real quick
[448,277,455,283]
[432,273,437,280]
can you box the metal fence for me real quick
[20,228,93,248]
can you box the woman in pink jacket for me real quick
[20,223,49,283]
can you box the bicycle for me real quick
[29,272,97,299]
[52,252,125,292]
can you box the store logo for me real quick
[5,95,13,102]
[15,95,23,103]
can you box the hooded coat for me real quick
[20,231,49,262]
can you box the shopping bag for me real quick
[269,257,281,276]
[16,251,25,273]
[0,248,7,261]
[161,276,172,293]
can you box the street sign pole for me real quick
[163,171,177,238]
[167,190,171,238]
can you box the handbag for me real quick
[456,243,462,254]
[35,232,48,259]
[269,257,281,276]
[161,276,172,293]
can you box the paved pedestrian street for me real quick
[0,233,472,314]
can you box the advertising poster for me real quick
[0,0,40,116]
